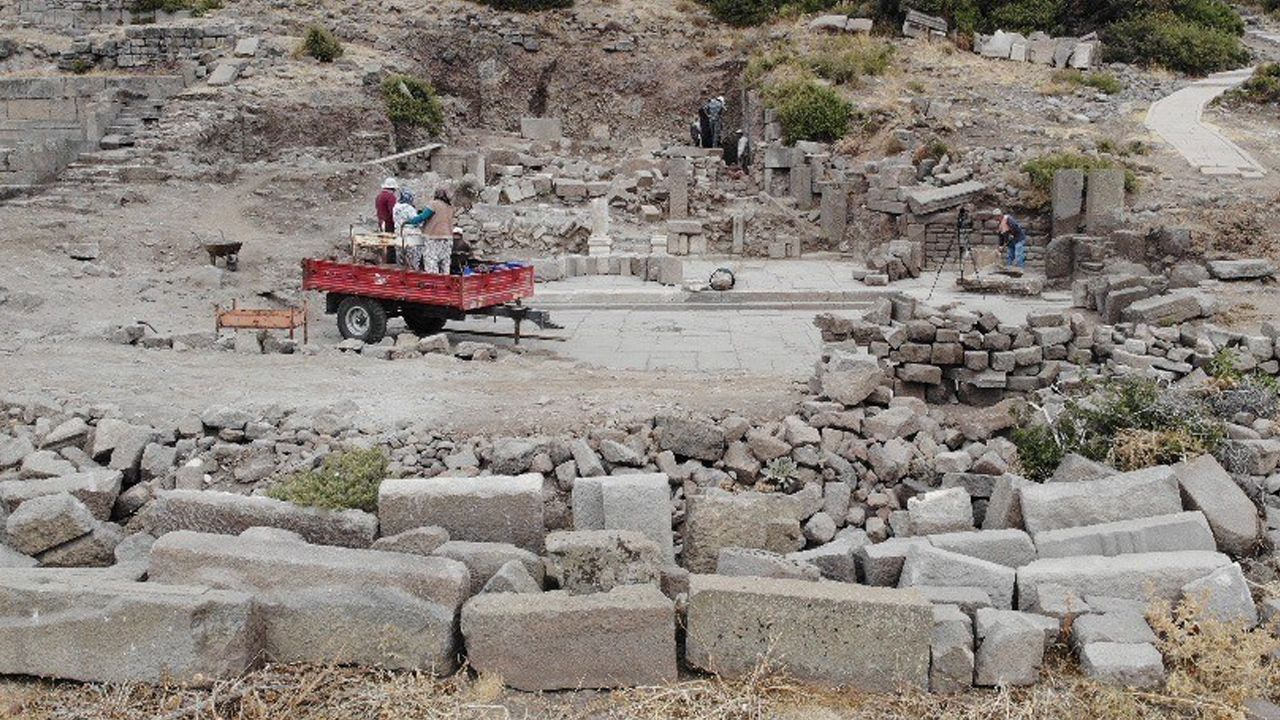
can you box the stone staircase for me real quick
[56,94,169,192]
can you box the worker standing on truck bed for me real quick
[402,188,455,274]
[376,177,398,233]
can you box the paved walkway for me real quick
[1145,68,1266,178]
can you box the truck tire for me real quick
[403,307,447,336]
[336,297,388,344]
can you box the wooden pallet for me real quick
[215,299,308,343]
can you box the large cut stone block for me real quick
[378,474,544,551]
[927,529,1037,568]
[545,530,662,594]
[0,569,257,683]
[1174,454,1261,556]
[433,540,544,597]
[1018,466,1182,534]
[900,545,1016,609]
[1079,642,1165,688]
[685,574,932,690]
[148,531,469,671]
[1033,512,1216,559]
[0,469,121,520]
[1084,168,1125,233]
[5,492,96,556]
[682,492,803,573]
[144,490,377,548]
[461,585,676,690]
[1016,551,1232,611]
[572,473,674,562]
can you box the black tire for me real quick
[336,297,388,344]
[403,306,447,336]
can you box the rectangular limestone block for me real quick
[685,574,932,691]
[142,489,377,548]
[0,569,257,683]
[682,492,804,573]
[1033,511,1216,559]
[573,474,675,563]
[461,585,676,690]
[1018,466,1182,535]
[900,545,1016,609]
[1016,551,1231,611]
[379,474,545,551]
[148,530,469,671]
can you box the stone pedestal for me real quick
[819,183,848,245]
[668,158,689,220]
[1085,169,1125,234]
[1052,169,1084,237]
[731,213,745,254]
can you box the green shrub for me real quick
[300,25,343,63]
[1103,11,1248,75]
[381,74,445,135]
[1022,152,1138,194]
[1050,68,1125,94]
[805,36,894,85]
[986,0,1067,33]
[700,0,782,26]
[267,448,387,513]
[472,0,572,9]
[1222,63,1280,105]
[764,78,852,143]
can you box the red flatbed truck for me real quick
[301,258,557,345]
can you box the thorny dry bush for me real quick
[6,602,1280,720]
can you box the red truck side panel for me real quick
[301,259,534,311]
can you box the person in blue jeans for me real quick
[997,210,1027,268]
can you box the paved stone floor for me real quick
[1145,67,1266,178]
[450,258,1075,376]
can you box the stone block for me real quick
[930,604,974,693]
[1084,168,1125,234]
[1051,168,1084,237]
[1208,259,1276,281]
[718,547,821,581]
[0,469,121,521]
[1072,611,1157,646]
[0,569,256,683]
[1182,563,1258,626]
[685,574,932,691]
[5,492,96,556]
[668,157,689,219]
[149,531,469,670]
[433,540,545,596]
[1033,511,1216,559]
[143,490,377,548]
[903,181,985,214]
[821,351,887,406]
[378,474,544,551]
[1016,551,1231,611]
[1121,293,1203,326]
[461,585,676,690]
[370,525,450,556]
[907,487,974,535]
[1050,453,1114,483]
[655,415,725,462]
[572,473,674,562]
[1079,642,1165,688]
[858,537,930,586]
[1174,454,1261,556]
[983,474,1032,530]
[928,529,1036,568]
[481,559,542,594]
[974,608,1047,686]
[788,532,866,582]
[683,492,803,573]
[900,545,1016,609]
[519,117,562,141]
[1018,466,1182,534]
[206,61,239,86]
[545,530,662,594]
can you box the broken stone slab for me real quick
[682,491,803,573]
[1174,454,1262,557]
[821,351,887,406]
[461,585,676,690]
[38,522,123,567]
[5,492,96,556]
[1018,466,1183,534]
[143,490,377,548]
[1079,642,1165,688]
[545,530,662,594]
[927,528,1037,568]
[858,537,931,586]
[787,532,866,582]
[519,117,563,142]
[370,525,450,556]
[916,586,994,617]
[0,570,256,683]
[0,469,121,521]
[1033,512,1216,559]
[571,473,674,563]
[1072,611,1157,646]
[481,559,542,594]
[20,451,77,479]
[930,603,974,693]
[1120,293,1204,326]
[974,608,1049,687]
[655,415,726,462]
[983,474,1032,530]
[903,181,986,215]
[1016,551,1232,611]
[1207,259,1276,281]
[718,547,821,581]
[1182,563,1258,626]
[149,530,470,671]
[1050,453,1114,483]
[378,474,544,551]
[685,574,932,691]
[40,417,89,451]
[432,540,545,597]
[900,545,1016,610]
[206,61,240,87]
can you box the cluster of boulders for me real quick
[0,382,1274,693]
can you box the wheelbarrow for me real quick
[205,241,243,271]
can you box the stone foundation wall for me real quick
[59,24,235,72]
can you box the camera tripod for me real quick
[927,206,982,301]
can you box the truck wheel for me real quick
[403,307,447,336]
[336,297,387,344]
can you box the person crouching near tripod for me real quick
[996,210,1027,269]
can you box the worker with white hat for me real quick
[375,177,399,233]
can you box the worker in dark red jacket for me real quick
[375,177,398,233]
